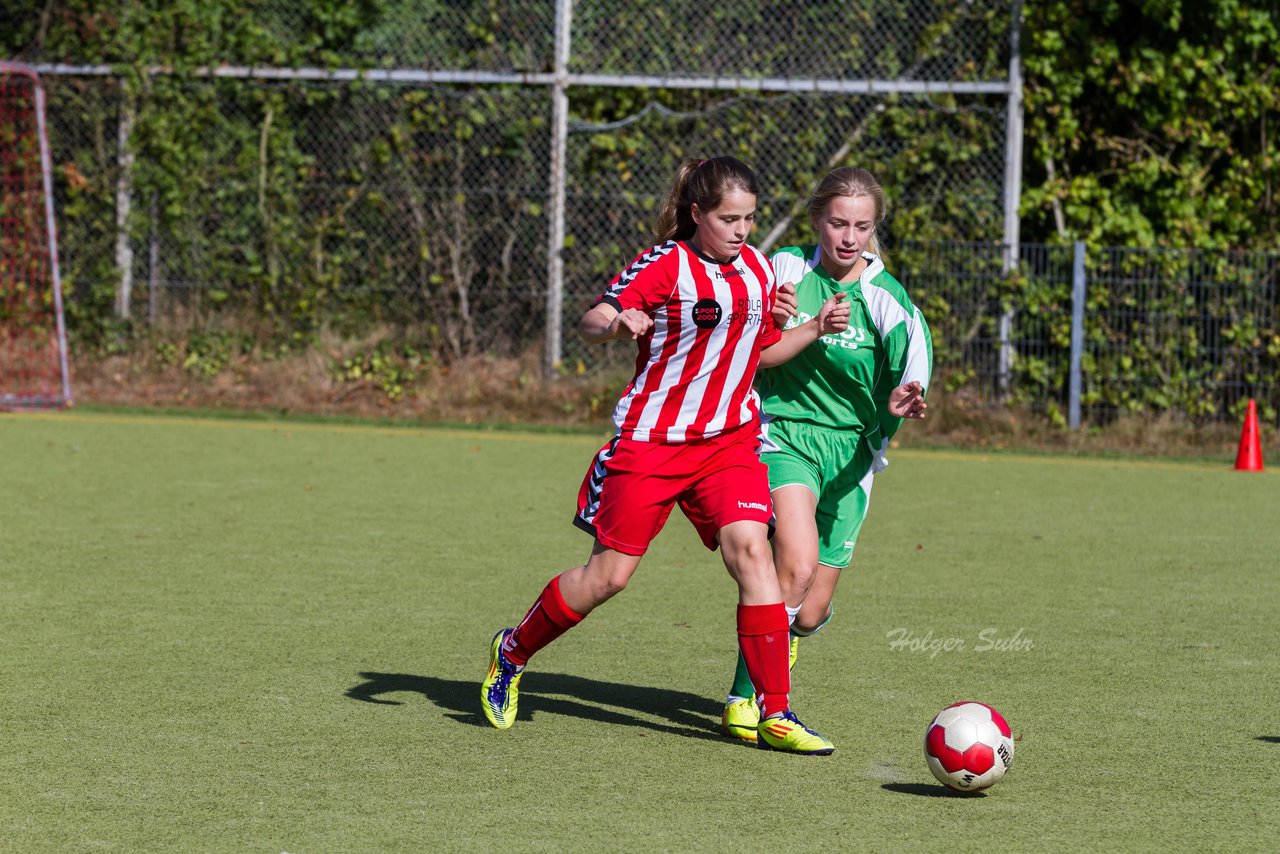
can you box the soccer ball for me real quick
[923,701,1015,793]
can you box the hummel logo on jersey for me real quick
[737,500,769,512]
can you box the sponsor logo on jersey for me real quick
[692,298,723,329]
[737,500,769,512]
[728,296,763,326]
[786,311,869,349]
[825,326,868,349]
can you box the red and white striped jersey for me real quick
[593,240,781,443]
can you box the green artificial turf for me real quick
[2,411,1278,851]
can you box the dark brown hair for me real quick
[655,156,758,243]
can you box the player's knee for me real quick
[794,604,833,636]
[582,567,630,602]
[579,547,641,605]
[777,555,817,593]
[727,538,773,583]
[600,572,630,599]
[741,532,773,560]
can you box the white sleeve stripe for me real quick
[861,282,912,336]
[902,306,931,391]
[862,281,930,391]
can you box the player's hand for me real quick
[772,281,798,326]
[610,308,653,340]
[815,292,850,336]
[888,380,927,419]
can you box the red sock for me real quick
[503,574,585,666]
[738,603,790,718]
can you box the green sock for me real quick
[728,648,755,701]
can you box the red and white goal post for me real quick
[1,62,72,410]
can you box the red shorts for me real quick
[573,422,775,555]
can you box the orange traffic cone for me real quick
[1234,399,1264,472]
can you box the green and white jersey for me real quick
[760,245,933,470]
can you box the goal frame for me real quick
[0,62,72,410]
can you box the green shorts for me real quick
[760,418,875,569]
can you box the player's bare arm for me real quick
[579,304,654,344]
[759,292,850,368]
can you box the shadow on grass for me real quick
[881,783,987,798]
[1257,736,1280,744]
[345,670,725,742]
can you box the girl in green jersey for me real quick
[722,167,933,742]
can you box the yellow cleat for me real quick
[481,628,523,729]
[722,695,761,742]
[789,635,799,671]
[757,710,835,755]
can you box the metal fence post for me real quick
[115,81,135,320]
[1069,240,1086,428]
[543,0,573,378]
[148,194,159,326]
[998,0,1025,397]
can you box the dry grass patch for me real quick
[69,342,1273,461]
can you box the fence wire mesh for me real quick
[35,71,1011,356]
[20,3,1276,427]
[564,1,1011,80]
[1083,248,1280,424]
[21,1,1012,81]
[42,75,553,361]
[558,91,1009,372]
[897,242,1280,425]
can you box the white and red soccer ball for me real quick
[924,701,1015,792]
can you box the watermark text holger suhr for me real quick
[886,627,1034,659]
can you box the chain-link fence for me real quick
[31,3,1278,428]
[1083,247,1279,424]
[42,75,556,360]
[898,241,1280,426]
[23,53,1280,426]
[40,79,1015,364]
[557,90,1012,372]
[20,0,1008,80]
[21,0,1019,362]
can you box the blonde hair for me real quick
[807,167,887,257]
[655,156,758,243]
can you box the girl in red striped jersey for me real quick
[480,156,842,754]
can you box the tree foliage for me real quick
[1021,0,1279,248]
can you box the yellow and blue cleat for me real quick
[481,628,524,729]
[757,710,835,755]
[721,695,761,742]
[721,640,800,742]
